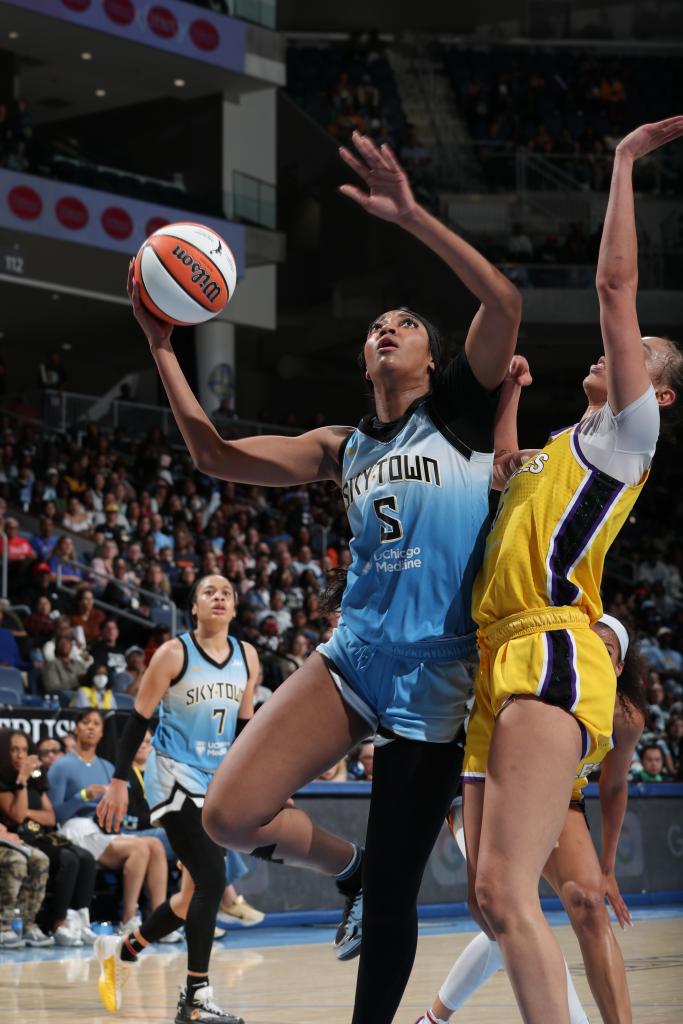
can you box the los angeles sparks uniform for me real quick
[318,349,498,742]
[145,631,248,822]
[464,386,659,782]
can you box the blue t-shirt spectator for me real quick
[47,751,113,824]
[0,623,30,670]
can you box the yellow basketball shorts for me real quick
[463,607,616,787]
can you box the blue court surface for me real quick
[2,903,681,964]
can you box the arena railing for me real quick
[55,558,178,636]
[1,392,303,440]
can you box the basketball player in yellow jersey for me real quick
[462,115,683,1024]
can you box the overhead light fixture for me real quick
[81,52,92,61]
[174,78,186,88]
[8,31,19,39]
[95,88,106,97]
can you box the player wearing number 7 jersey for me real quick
[125,128,522,1024]
[94,574,259,1024]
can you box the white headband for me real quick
[597,614,629,662]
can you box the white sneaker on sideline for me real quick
[24,924,55,947]
[54,923,84,947]
[0,929,23,948]
[76,907,97,944]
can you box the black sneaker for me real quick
[333,888,363,961]
[174,985,245,1024]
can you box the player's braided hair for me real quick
[616,641,648,720]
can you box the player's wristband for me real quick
[80,788,88,801]
[113,709,152,782]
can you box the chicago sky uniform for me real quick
[318,350,498,742]
[146,631,248,822]
[464,387,658,781]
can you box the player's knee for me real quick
[474,873,518,935]
[202,792,259,849]
[562,880,609,939]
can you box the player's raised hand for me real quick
[615,115,683,162]
[338,131,418,224]
[127,259,174,350]
[506,355,533,388]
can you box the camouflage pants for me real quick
[0,844,50,930]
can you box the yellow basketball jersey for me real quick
[474,424,648,629]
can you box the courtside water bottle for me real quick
[11,907,23,942]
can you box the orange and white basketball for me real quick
[134,222,237,326]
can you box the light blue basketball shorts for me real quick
[317,618,476,743]
[145,747,214,824]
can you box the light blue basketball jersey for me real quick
[339,397,493,649]
[152,632,248,772]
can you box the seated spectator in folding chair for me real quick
[0,819,52,948]
[43,636,87,696]
[90,619,128,677]
[48,709,169,934]
[70,587,106,644]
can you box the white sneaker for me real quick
[54,923,84,947]
[72,907,96,944]
[159,928,183,943]
[24,924,55,947]
[95,935,136,1012]
[0,929,23,948]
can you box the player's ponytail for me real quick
[616,642,648,720]
[319,567,347,615]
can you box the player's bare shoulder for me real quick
[148,636,187,680]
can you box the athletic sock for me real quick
[439,931,502,1011]
[187,976,209,1001]
[120,934,144,962]
[335,844,363,896]
[565,960,589,1024]
[423,1010,450,1024]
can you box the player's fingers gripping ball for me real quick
[134,221,237,326]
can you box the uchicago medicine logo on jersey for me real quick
[374,546,423,574]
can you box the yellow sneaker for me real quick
[94,935,135,1011]
[218,895,265,927]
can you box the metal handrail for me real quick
[55,557,177,636]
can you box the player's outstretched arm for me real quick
[339,130,521,390]
[491,356,537,490]
[596,116,683,413]
[96,639,184,833]
[128,262,350,486]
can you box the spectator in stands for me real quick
[48,709,168,931]
[70,587,106,643]
[36,737,64,774]
[48,535,83,585]
[30,516,58,561]
[43,616,90,666]
[103,557,140,613]
[26,595,57,641]
[210,398,237,437]
[663,717,683,780]
[90,619,127,676]
[0,605,30,674]
[100,503,128,545]
[72,662,117,711]
[62,497,93,537]
[1,517,36,565]
[0,820,51,948]
[43,636,87,695]
[647,673,670,731]
[89,539,118,591]
[656,627,683,682]
[0,728,97,946]
[507,223,535,262]
[634,744,667,782]
[119,645,145,696]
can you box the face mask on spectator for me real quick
[93,673,108,690]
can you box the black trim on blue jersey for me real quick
[169,636,189,688]
[150,778,208,817]
[235,638,251,676]
[357,394,428,443]
[426,401,473,460]
[190,630,235,670]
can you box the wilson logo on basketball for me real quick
[172,245,222,303]
[147,5,178,38]
[8,186,43,220]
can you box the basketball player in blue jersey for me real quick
[127,130,522,1024]
[94,574,259,1024]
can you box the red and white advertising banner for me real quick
[3,0,245,71]
[0,169,245,273]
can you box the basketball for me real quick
[133,222,237,326]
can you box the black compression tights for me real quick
[157,799,226,974]
[351,734,463,1024]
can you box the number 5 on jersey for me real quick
[373,496,403,543]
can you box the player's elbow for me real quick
[595,273,637,300]
[491,279,523,321]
